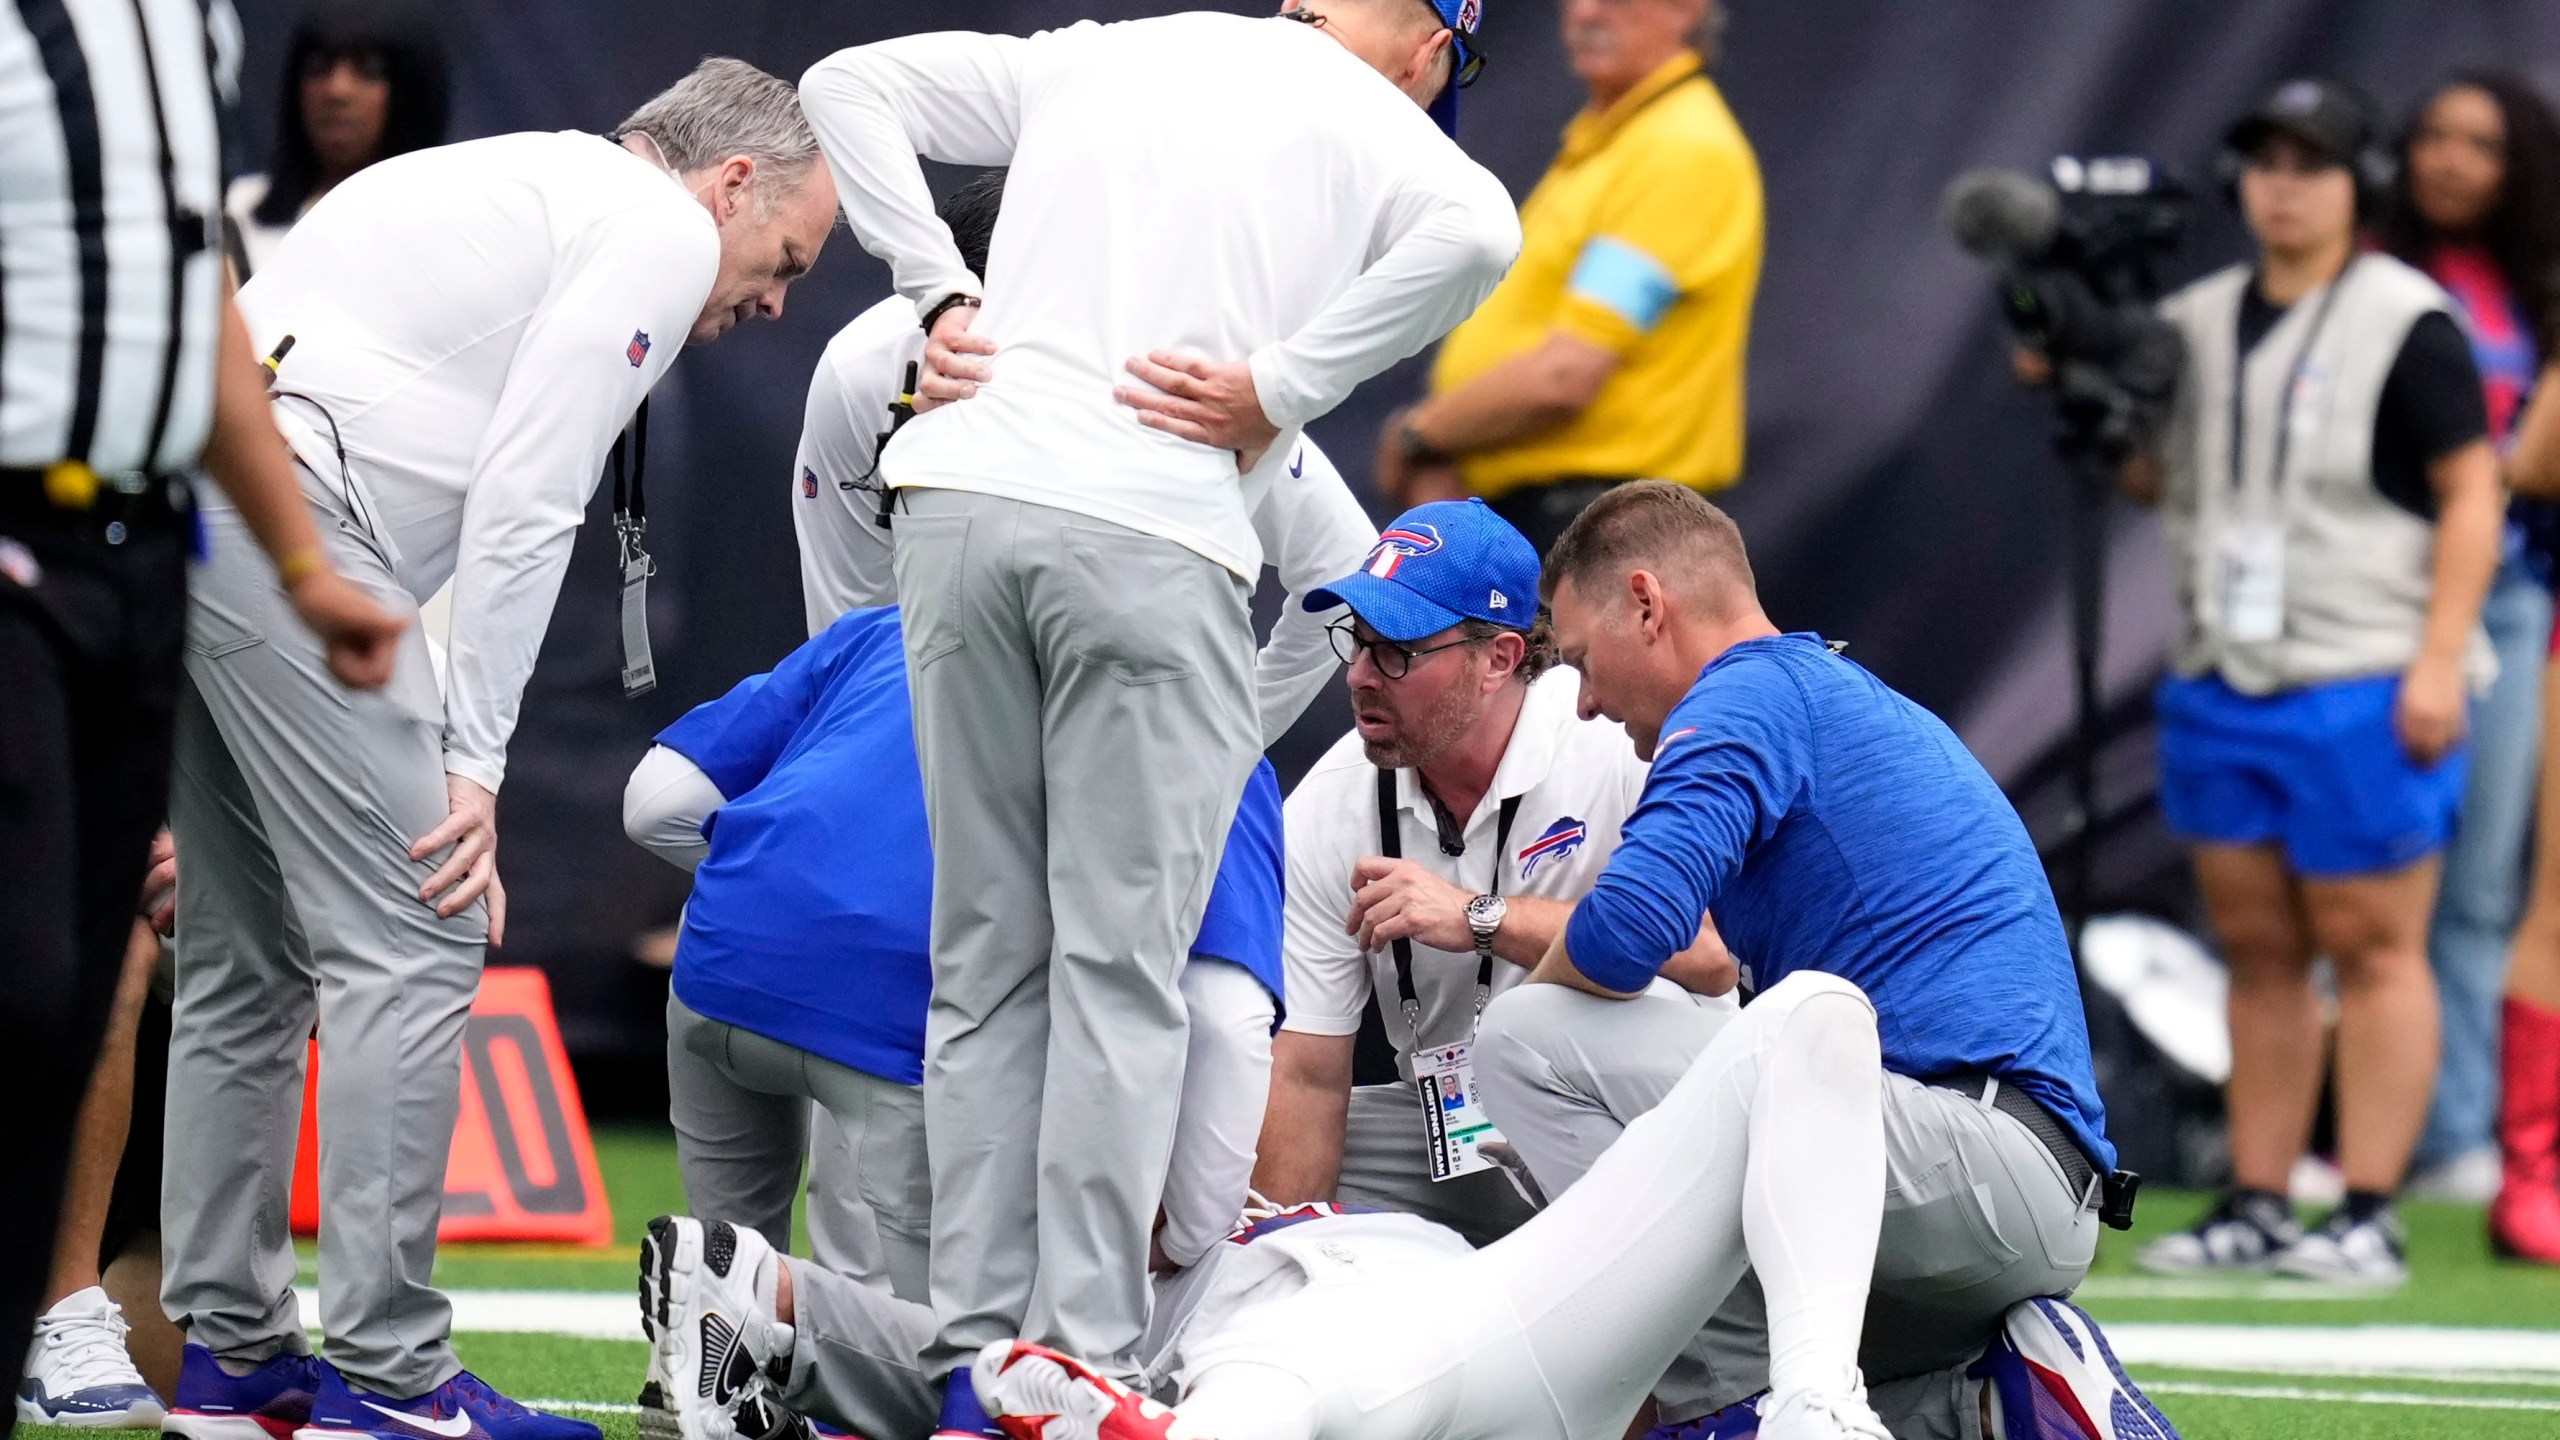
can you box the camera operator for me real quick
[2020,79,2501,1287]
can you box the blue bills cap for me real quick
[1425,0,1485,138]
[1304,497,1539,642]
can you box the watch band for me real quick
[920,291,982,334]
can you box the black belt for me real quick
[1934,1074,2096,1202]
[0,467,189,531]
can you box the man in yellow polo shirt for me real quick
[1378,0,1763,557]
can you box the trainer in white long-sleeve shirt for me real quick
[791,293,1377,743]
[240,124,834,793]
[167,60,844,1414]
[800,11,1520,577]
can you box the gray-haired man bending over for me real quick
[161,60,837,1440]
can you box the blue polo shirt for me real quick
[659,605,1284,1086]
[1564,633,2114,1170]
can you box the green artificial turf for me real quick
[27,1128,2560,1440]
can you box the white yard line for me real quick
[409,1290,2560,1410]
[2144,1380,2560,1413]
[2075,1275,2398,1303]
[2107,1322,2560,1379]
[296,1287,643,1342]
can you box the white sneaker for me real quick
[2270,1207,2408,1287]
[18,1286,165,1429]
[2404,1146,2501,1205]
[2132,1191,2298,1275]
[1757,1388,1892,1440]
[638,1217,794,1440]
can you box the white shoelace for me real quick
[31,1295,143,1394]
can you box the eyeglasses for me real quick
[1328,619,1481,680]
[1453,32,1486,90]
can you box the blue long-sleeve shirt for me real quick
[1565,633,2115,1170]
[657,605,1284,1085]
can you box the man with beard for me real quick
[1250,499,1731,1246]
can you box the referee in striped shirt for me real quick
[1,3,403,1429]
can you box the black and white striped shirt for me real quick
[0,0,225,474]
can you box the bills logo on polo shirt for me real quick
[1517,816,1587,879]
[802,466,819,499]
[1365,524,1443,580]
[626,330,651,368]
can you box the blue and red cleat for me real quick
[162,1346,334,1440]
[292,1367,601,1440]
[1971,1297,2181,1439]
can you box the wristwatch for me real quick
[1465,893,1508,961]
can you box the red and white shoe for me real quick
[968,1343,1175,1440]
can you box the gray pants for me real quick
[892,488,1259,1379]
[779,1262,940,1440]
[1475,982,2099,1438]
[1336,1084,1536,1248]
[162,483,476,1396]
[665,994,930,1300]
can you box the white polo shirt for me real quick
[1281,667,1653,1078]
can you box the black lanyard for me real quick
[2229,258,2353,503]
[1374,767,1520,1041]
[611,397,649,534]
[611,398,656,697]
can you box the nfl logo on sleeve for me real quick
[626,331,652,368]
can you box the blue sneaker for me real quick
[294,1368,600,1440]
[17,1288,164,1429]
[1970,1297,2181,1439]
[1642,1394,1765,1440]
[163,1344,332,1440]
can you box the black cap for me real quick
[2224,77,2376,168]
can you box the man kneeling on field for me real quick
[1473,482,2158,1439]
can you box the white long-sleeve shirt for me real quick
[799,13,1519,578]
[236,130,719,794]
[794,295,1378,745]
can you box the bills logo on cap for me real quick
[1365,524,1444,580]
[627,330,652,368]
[802,466,819,499]
[1517,817,1587,879]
